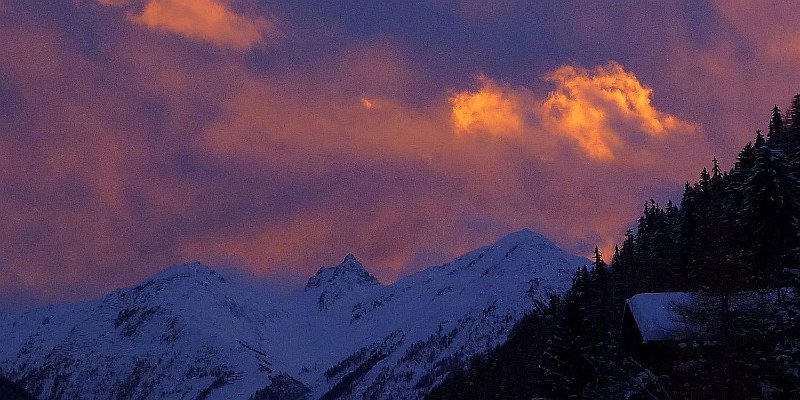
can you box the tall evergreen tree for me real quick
[541,268,596,399]
[711,157,723,179]
[788,93,800,137]
[739,130,800,288]
[786,94,800,166]
[592,246,607,270]
[768,105,787,149]
[610,230,637,299]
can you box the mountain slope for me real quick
[0,229,588,400]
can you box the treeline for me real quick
[0,375,37,400]
[428,94,800,399]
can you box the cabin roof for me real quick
[625,292,694,342]
[624,289,794,344]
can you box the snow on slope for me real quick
[0,229,589,400]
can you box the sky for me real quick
[1,0,798,310]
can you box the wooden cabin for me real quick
[620,292,697,362]
[621,289,793,367]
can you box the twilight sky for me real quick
[1,0,798,310]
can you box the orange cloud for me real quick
[450,76,524,136]
[99,0,274,50]
[448,63,699,161]
[540,62,697,160]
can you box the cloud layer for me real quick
[0,0,796,310]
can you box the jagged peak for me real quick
[305,254,380,291]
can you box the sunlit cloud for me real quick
[449,63,699,161]
[98,0,274,50]
[539,62,697,160]
[450,76,524,136]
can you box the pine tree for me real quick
[592,246,607,270]
[711,157,723,179]
[541,269,594,399]
[768,105,787,150]
[786,93,800,166]
[739,130,800,288]
[611,230,637,299]
[787,93,800,137]
[679,161,730,292]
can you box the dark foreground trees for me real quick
[428,95,800,399]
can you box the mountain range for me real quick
[0,229,588,400]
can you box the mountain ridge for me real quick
[0,229,589,400]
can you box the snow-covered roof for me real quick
[626,292,694,342]
[625,289,795,343]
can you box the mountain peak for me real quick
[144,262,226,285]
[436,228,587,278]
[497,228,544,245]
[306,254,378,290]
[305,254,380,309]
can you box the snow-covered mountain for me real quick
[0,229,588,400]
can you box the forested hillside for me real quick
[428,94,800,400]
[0,375,37,400]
